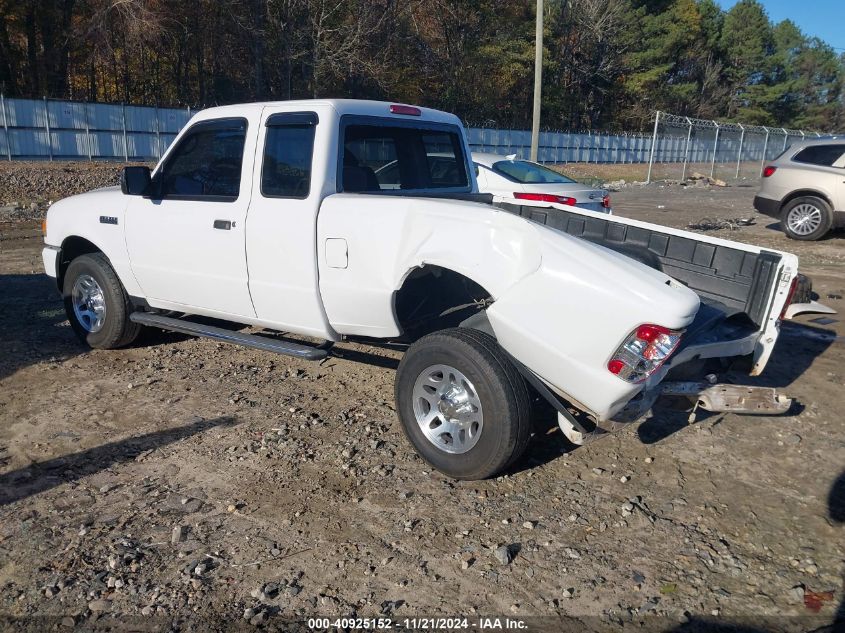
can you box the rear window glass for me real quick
[341,123,469,192]
[792,144,845,167]
[492,160,577,184]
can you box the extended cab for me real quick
[43,100,806,479]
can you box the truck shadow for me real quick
[637,320,835,445]
[830,471,845,628]
[0,415,238,506]
[0,273,85,382]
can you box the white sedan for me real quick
[472,152,611,214]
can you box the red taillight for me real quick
[601,194,611,209]
[762,165,777,177]
[607,324,683,383]
[779,275,799,320]
[513,192,577,206]
[389,104,421,116]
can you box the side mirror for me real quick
[121,166,152,196]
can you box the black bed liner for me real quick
[498,203,781,329]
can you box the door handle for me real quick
[213,220,232,230]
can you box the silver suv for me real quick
[754,139,845,240]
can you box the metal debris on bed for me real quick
[687,217,757,231]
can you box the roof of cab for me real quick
[190,99,463,126]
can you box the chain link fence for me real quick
[465,125,655,165]
[0,96,830,186]
[644,112,824,184]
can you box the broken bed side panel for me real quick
[502,204,781,328]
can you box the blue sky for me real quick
[715,0,845,51]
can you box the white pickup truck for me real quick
[43,99,810,479]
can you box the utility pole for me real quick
[530,0,543,161]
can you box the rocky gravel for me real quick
[0,161,151,222]
[0,179,843,631]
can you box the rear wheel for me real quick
[781,196,832,241]
[395,328,531,480]
[63,253,140,349]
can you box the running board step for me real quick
[129,312,329,361]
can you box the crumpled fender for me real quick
[487,223,701,420]
[317,195,544,337]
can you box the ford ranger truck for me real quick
[42,99,809,480]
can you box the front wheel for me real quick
[63,253,140,349]
[395,328,532,480]
[781,196,832,241]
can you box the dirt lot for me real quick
[0,172,843,632]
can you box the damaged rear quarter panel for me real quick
[487,224,701,421]
[316,195,543,337]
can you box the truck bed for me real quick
[497,202,784,349]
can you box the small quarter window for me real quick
[792,144,845,167]
[261,112,317,198]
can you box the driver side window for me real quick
[159,118,247,200]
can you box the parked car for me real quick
[44,99,805,480]
[472,152,611,213]
[754,138,845,240]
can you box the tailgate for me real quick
[496,200,799,376]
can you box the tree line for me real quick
[1,0,843,131]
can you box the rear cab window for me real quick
[792,144,845,167]
[338,116,470,194]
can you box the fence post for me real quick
[735,123,745,179]
[1,93,10,161]
[709,122,719,179]
[121,102,129,161]
[781,128,788,152]
[760,128,769,176]
[646,110,660,184]
[44,96,53,161]
[83,101,92,161]
[681,117,692,181]
[155,103,162,160]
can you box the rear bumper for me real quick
[753,195,781,218]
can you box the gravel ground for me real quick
[0,164,843,632]
[0,161,146,222]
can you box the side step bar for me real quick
[129,312,329,361]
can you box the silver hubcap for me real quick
[412,364,483,454]
[71,274,107,333]
[787,204,822,235]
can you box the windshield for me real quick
[492,160,577,184]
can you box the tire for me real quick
[63,253,140,349]
[781,196,832,241]
[395,328,532,480]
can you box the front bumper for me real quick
[753,195,781,218]
[42,246,60,279]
